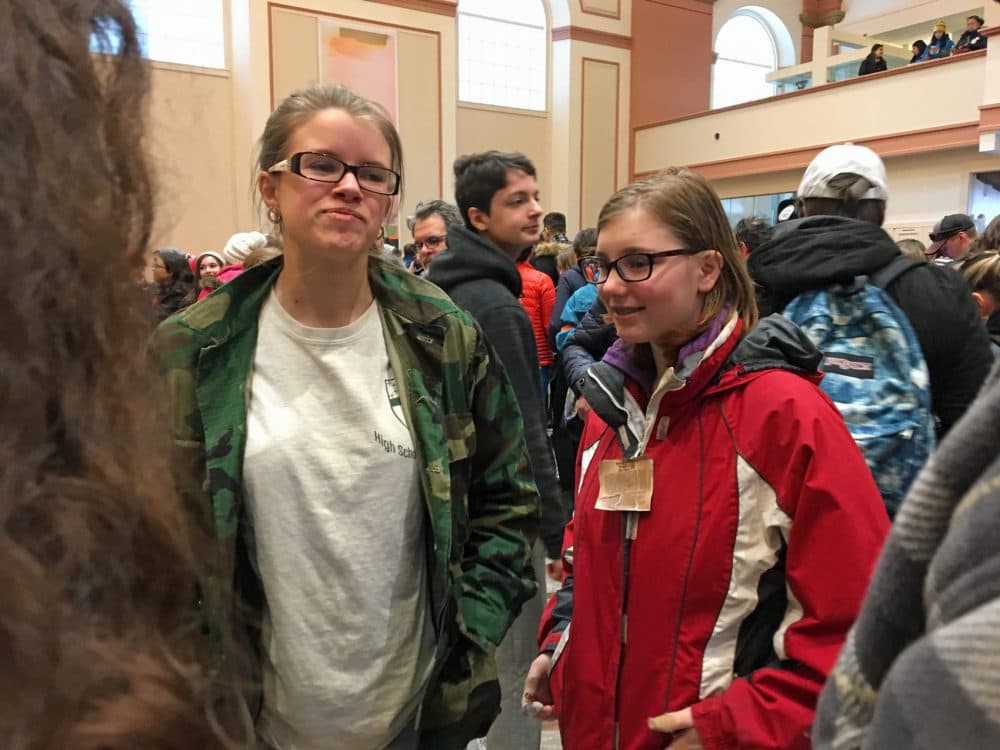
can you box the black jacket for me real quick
[562,298,617,396]
[749,216,994,436]
[430,225,565,558]
[988,310,1000,353]
[957,28,988,51]
[858,55,887,76]
[530,253,560,288]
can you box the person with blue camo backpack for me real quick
[782,247,934,517]
[749,144,994,517]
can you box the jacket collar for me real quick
[749,216,900,315]
[186,254,452,346]
[602,309,743,407]
[429,224,524,298]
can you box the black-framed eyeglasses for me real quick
[581,249,700,284]
[415,235,445,251]
[268,151,401,196]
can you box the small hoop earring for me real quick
[377,226,385,241]
[267,208,282,224]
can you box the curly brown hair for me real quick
[0,1,245,747]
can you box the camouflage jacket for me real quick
[152,256,540,749]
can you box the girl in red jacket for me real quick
[524,168,889,749]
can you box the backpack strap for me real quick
[871,255,922,290]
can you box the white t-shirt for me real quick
[244,292,435,750]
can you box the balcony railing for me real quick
[633,49,987,180]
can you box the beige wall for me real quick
[147,64,237,253]
[882,147,1000,225]
[840,0,980,32]
[634,52,986,175]
[556,0,633,34]
[711,170,803,201]
[552,39,631,232]
[580,57,622,227]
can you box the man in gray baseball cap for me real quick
[927,213,977,263]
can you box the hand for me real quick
[546,558,564,582]
[575,396,592,420]
[648,707,705,749]
[522,653,557,721]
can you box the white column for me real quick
[228,0,274,230]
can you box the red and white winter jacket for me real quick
[539,313,889,749]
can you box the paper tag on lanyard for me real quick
[595,456,654,512]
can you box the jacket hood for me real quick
[533,241,569,258]
[721,314,822,379]
[749,216,901,314]
[429,224,522,297]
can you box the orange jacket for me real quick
[517,260,556,366]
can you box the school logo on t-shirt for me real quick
[385,377,405,425]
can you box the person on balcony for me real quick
[955,15,988,53]
[910,40,929,63]
[858,44,888,76]
[926,21,955,59]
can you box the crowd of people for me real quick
[145,232,282,322]
[910,16,988,63]
[858,16,989,78]
[7,1,1000,749]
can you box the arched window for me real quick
[458,0,547,111]
[91,0,226,69]
[712,8,792,109]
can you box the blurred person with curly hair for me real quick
[0,0,249,747]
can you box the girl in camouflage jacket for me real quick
[153,84,539,750]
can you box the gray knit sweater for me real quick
[814,360,1000,749]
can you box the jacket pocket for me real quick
[420,633,500,738]
[444,411,476,462]
[443,411,476,545]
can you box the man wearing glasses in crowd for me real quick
[408,199,463,273]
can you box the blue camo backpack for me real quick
[782,257,935,516]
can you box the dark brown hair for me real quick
[597,168,760,335]
[573,227,598,259]
[0,1,243,746]
[454,151,537,229]
[972,214,1000,255]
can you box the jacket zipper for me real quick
[613,514,637,749]
[610,370,681,745]
[661,409,707,715]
